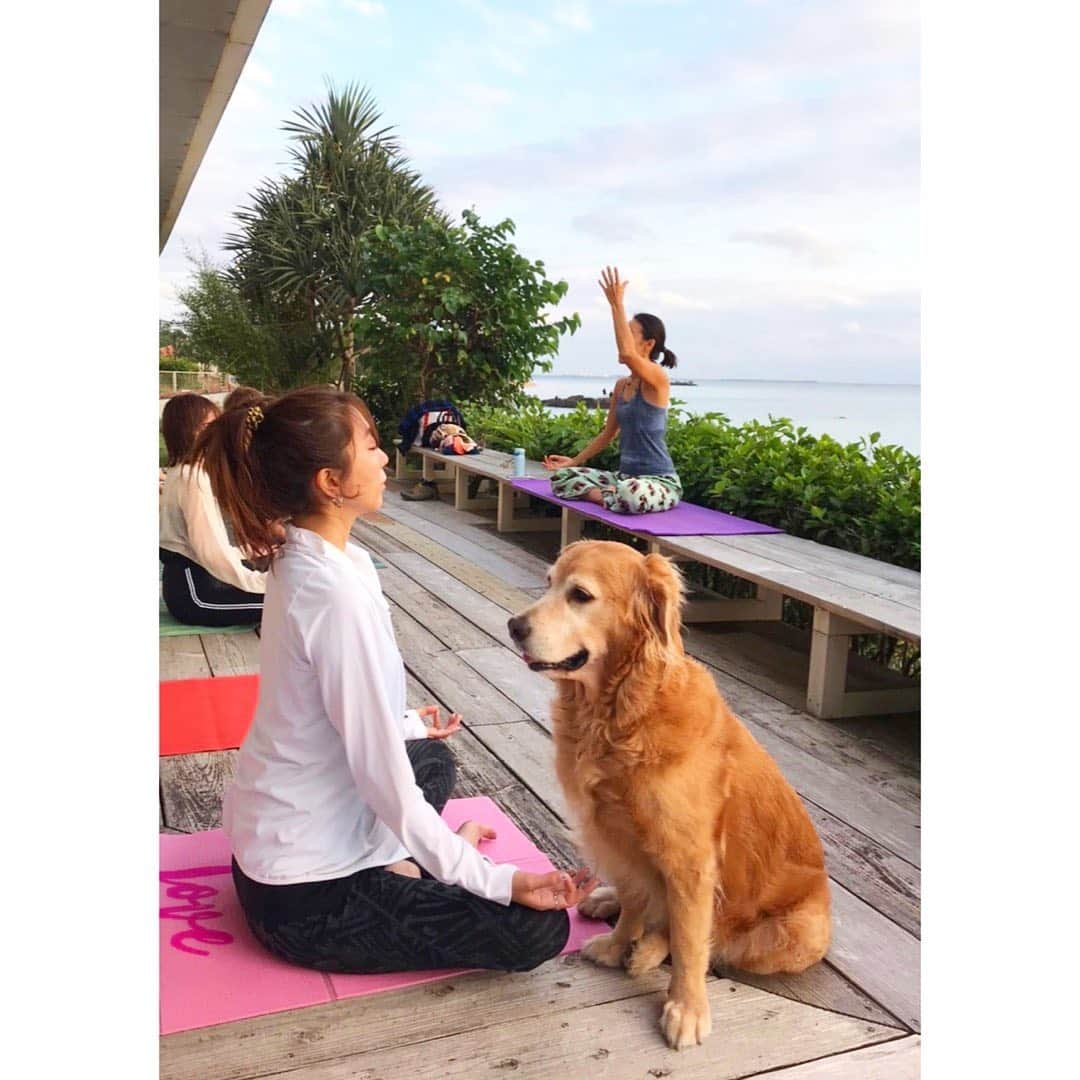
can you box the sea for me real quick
[527,376,921,455]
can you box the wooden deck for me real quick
[160,479,921,1079]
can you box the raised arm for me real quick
[599,266,669,395]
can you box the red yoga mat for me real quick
[160,675,259,756]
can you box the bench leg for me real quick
[422,455,454,484]
[454,468,498,512]
[496,482,561,533]
[395,447,422,481]
[806,609,920,719]
[807,609,852,718]
[561,508,584,548]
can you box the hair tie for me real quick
[246,405,264,432]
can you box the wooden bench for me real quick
[394,442,919,720]
[394,443,561,533]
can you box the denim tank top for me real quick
[615,383,676,477]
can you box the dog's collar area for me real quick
[526,648,590,672]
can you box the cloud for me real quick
[729,227,843,266]
[344,0,386,15]
[460,82,513,107]
[572,210,654,243]
[553,3,592,31]
[242,59,273,87]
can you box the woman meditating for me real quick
[543,267,682,515]
[197,387,597,974]
[159,392,266,627]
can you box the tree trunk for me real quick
[338,302,359,389]
[338,324,356,389]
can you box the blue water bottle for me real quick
[512,447,526,477]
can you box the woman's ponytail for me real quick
[192,397,280,561]
[660,348,678,369]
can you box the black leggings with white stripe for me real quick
[159,549,263,628]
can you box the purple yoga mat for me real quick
[509,477,781,537]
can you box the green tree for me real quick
[176,253,337,391]
[224,82,442,388]
[352,209,580,433]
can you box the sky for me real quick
[160,0,920,384]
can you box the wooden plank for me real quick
[727,962,903,1031]
[825,880,921,1032]
[404,674,578,870]
[457,646,555,733]
[755,1035,919,1079]
[361,517,541,612]
[468,720,569,821]
[261,977,899,1080]
[390,601,532,726]
[806,802,920,938]
[681,633,921,815]
[200,631,261,677]
[385,485,559,575]
[729,532,920,603]
[159,750,237,833]
[377,563,493,651]
[388,550,520,644]
[737,716,920,867]
[697,641,921,810]
[160,957,671,1080]
[374,500,550,590]
[159,635,211,680]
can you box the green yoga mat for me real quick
[159,595,255,638]
[157,555,387,638]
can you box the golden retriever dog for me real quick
[507,541,830,1050]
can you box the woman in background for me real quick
[543,267,682,515]
[159,392,266,626]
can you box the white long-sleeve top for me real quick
[222,524,517,905]
[159,464,267,594]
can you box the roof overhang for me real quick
[160,0,272,251]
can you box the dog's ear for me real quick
[642,553,685,654]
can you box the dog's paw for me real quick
[578,885,621,922]
[660,995,712,1051]
[581,932,627,968]
[625,931,669,977]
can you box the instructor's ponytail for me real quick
[192,386,379,562]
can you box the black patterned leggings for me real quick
[231,740,570,974]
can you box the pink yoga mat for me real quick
[160,796,606,1035]
[509,477,781,536]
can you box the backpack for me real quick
[397,399,466,449]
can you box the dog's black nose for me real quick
[507,615,529,644]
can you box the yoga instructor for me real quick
[543,266,682,515]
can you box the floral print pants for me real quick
[551,467,683,515]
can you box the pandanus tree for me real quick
[224,82,443,388]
